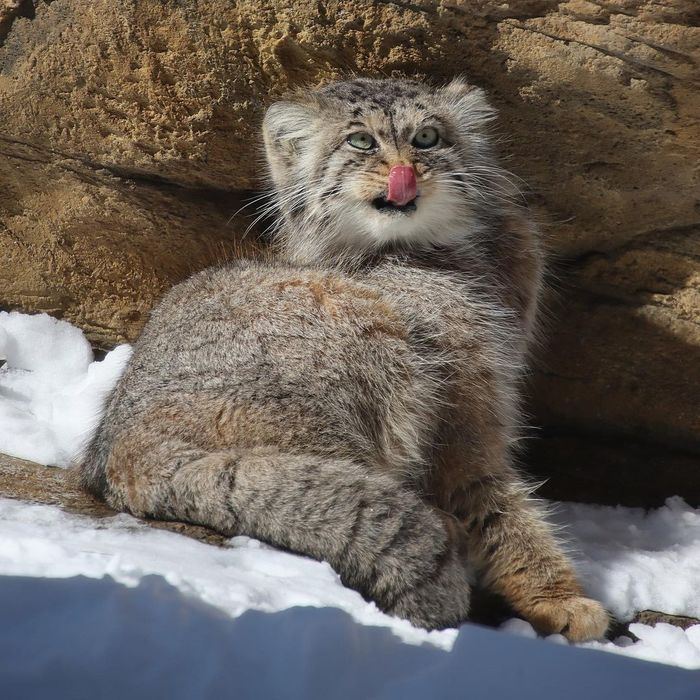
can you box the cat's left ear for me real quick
[439,77,497,132]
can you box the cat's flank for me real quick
[78,77,608,641]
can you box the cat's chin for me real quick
[335,193,466,250]
[365,201,472,250]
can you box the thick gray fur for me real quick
[78,77,608,639]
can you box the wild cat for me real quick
[78,77,608,641]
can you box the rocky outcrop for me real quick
[0,138,259,345]
[1,1,698,504]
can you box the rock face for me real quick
[0,140,257,345]
[0,1,698,504]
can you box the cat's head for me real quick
[262,77,511,261]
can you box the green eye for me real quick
[347,132,376,150]
[412,126,439,149]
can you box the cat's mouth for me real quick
[371,196,417,215]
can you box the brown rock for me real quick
[0,1,698,502]
[0,452,113,518]
[632,610,700,631]
[0,137,258,346]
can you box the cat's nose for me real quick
[387,165,417,206]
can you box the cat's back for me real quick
[105,259,455,438]
[127,257,503,397]
[138,259,415,374]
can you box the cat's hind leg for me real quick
[96,420,472,631]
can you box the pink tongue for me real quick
[387,165,417,206]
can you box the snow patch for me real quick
[0,311,131,466]
[552,498,700,622]
[1,495,699,667]
[502,617,700,671]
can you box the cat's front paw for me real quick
[526,595,609,642]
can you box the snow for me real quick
[0,495,699,668]
[591,622,700,669]
[552,498,700,622]
[500,503,700,669]
[4,578,697,700]
[0,496,455,649]
[1,311,699,670]
[503,616,700,671]
[0,311,132,466]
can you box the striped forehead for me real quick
[340,102,434,144]
[321,83,424,127]
[320,79,423,105]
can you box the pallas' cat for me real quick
[78,78,609,641]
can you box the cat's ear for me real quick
[263,100,318,156]
[439,77,496,132]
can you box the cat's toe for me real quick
[527,595,609,642]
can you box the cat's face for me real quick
[263,78,502,259]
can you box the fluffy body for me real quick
[78,78,608,640]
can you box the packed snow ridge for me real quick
[1,311,699,669]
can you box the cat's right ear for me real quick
[263,101,318,157]
[438,78,496,134]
